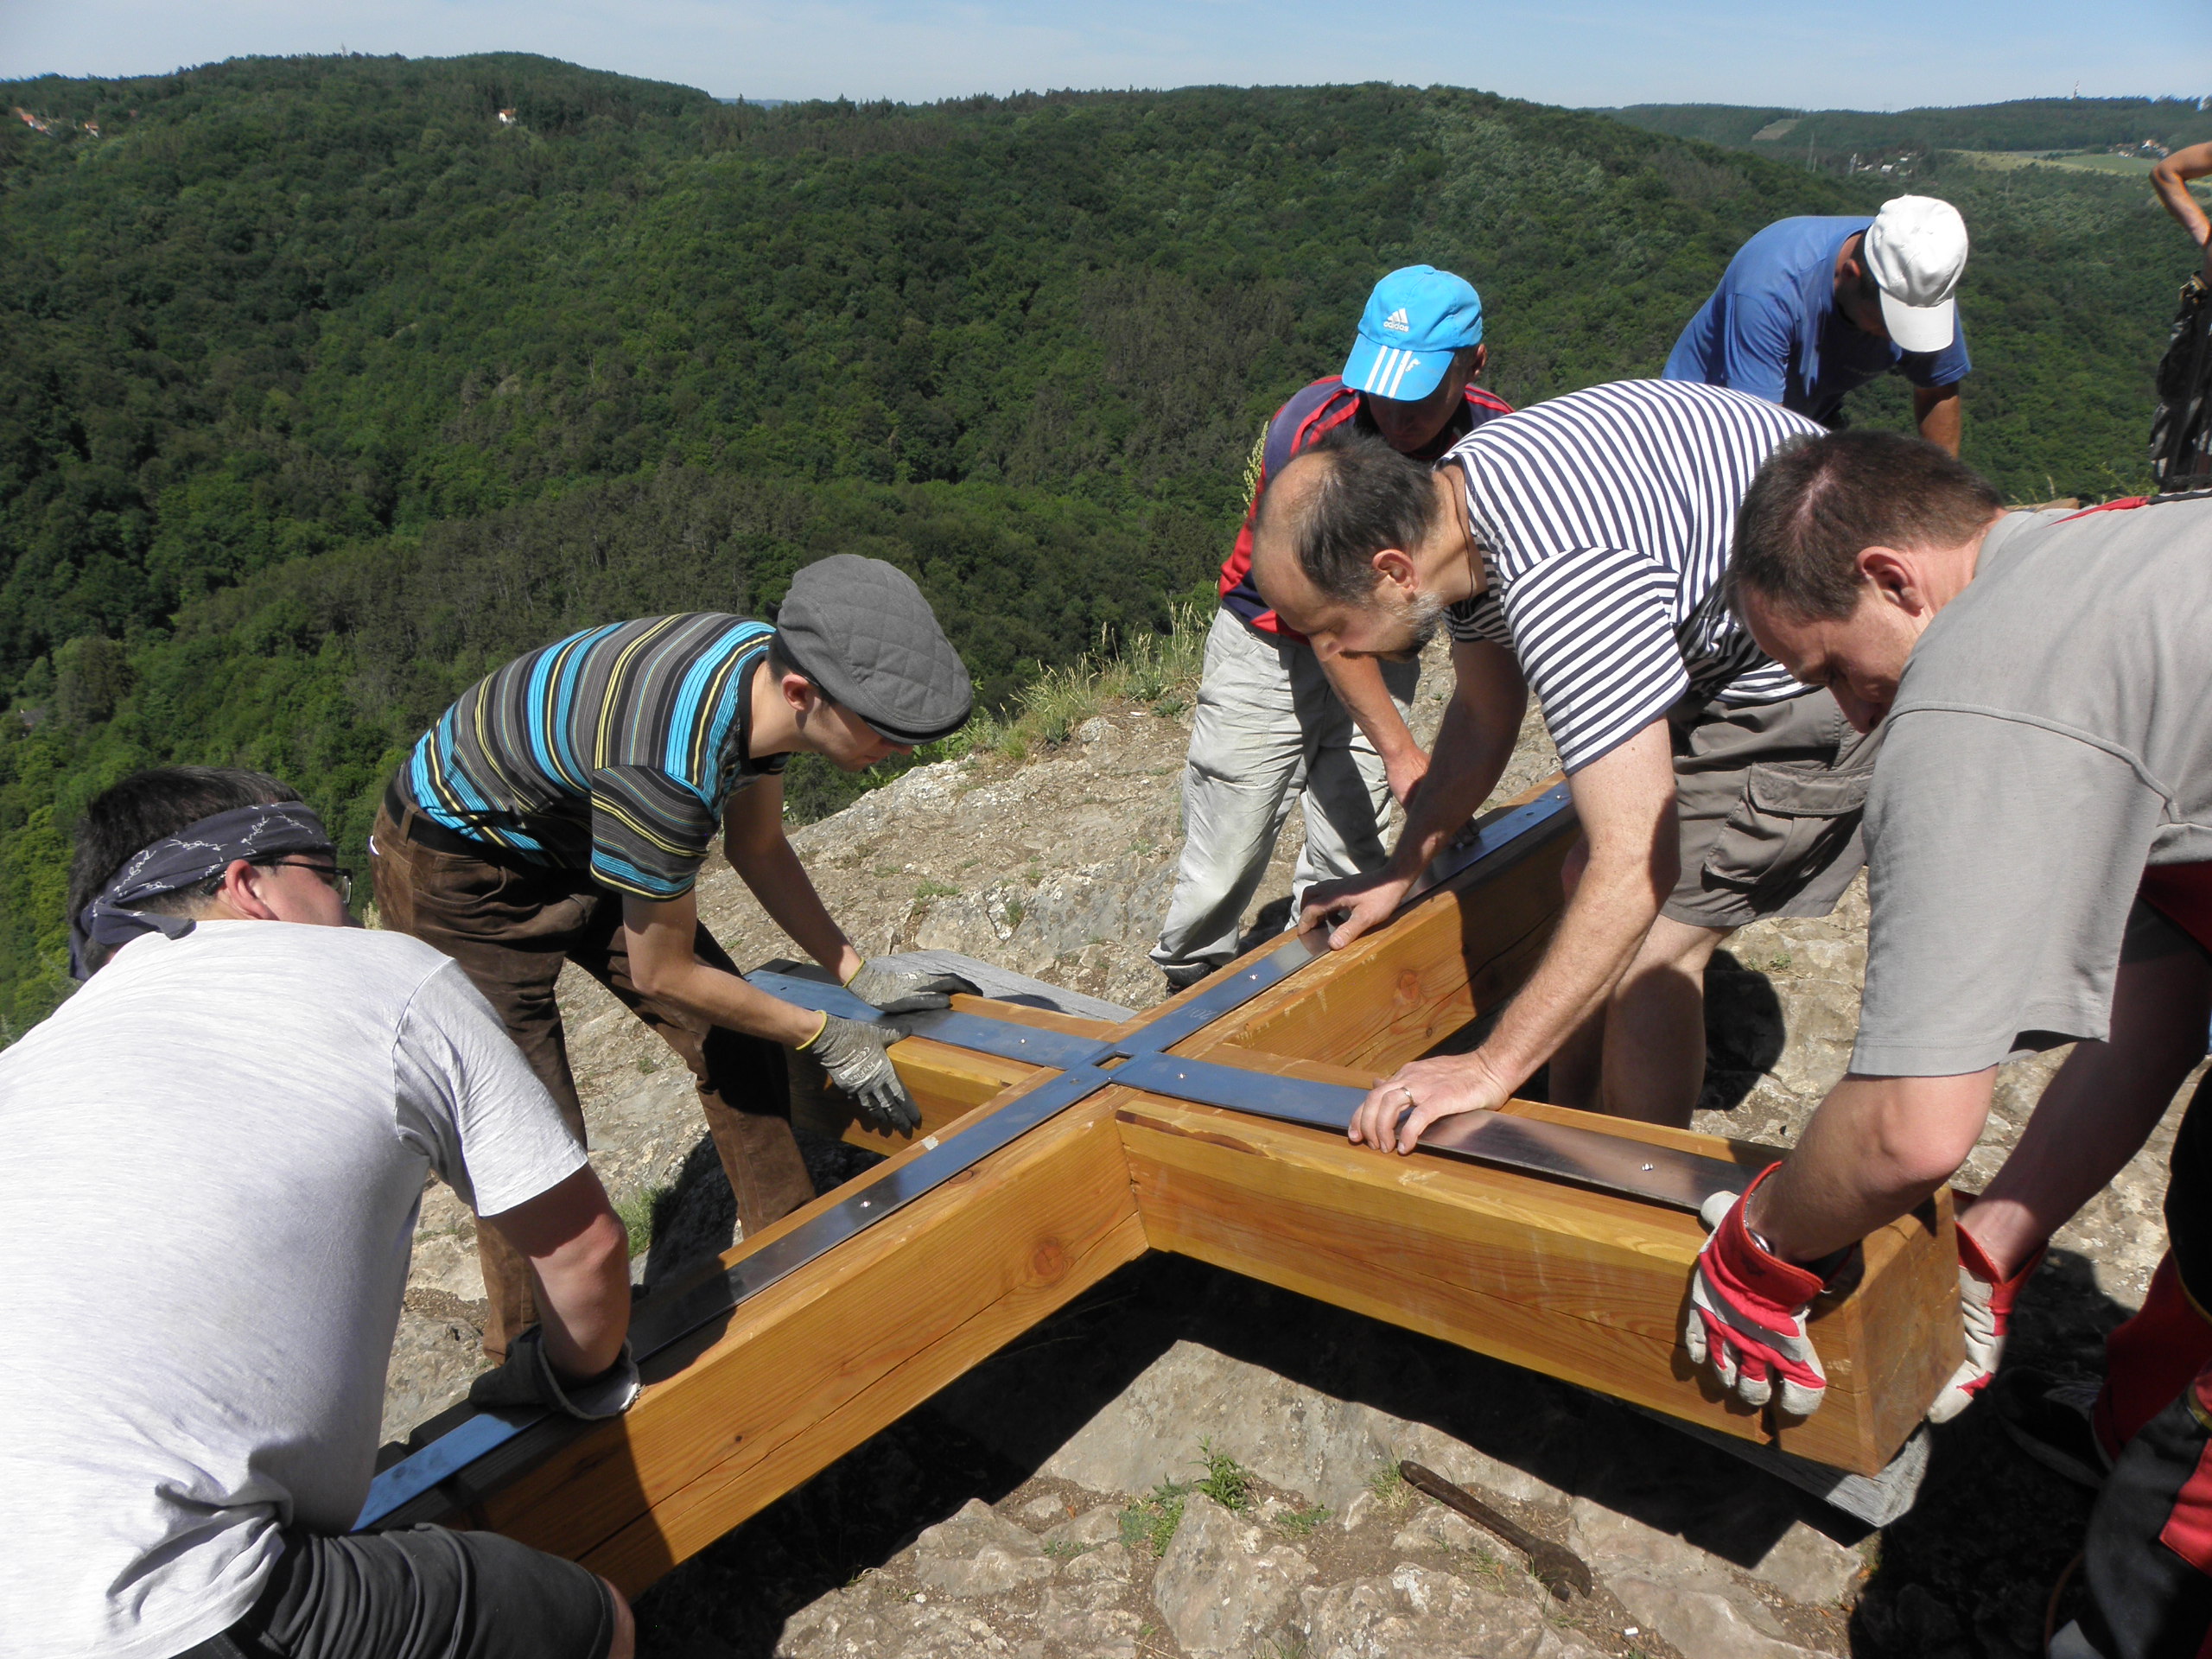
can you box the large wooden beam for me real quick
[1114,1087,1957,1476]
[385,772,1955,1592]
[1190,782,1578,1070]
[472,1081,1146,1595]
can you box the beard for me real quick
[1373,585,1446,661]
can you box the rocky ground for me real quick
[381,640,2194,1657]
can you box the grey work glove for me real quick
[804,1011,923,1134]
[468,1326,640,1421]
[844,959,980,1015]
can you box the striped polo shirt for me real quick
[400,614,788,899]
[1443,380,1823,773]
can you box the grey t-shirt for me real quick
[1853,497,2212,1076]
[0,921,588,1659]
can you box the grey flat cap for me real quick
[776,555,974,744]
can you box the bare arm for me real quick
[2152,142,2212,277]
[721,777,863,983]
[1914,384,1961,455]
[1299,640,1527,950]
[1317,651,1427,805]
[484,1165,632,1379]
[1748,1071,1995,1262]
[622,886,827,1046]
[1350,716,1680,1151]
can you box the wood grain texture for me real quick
[474,1091,1145,1594]
[1196,791,1577,1071]
[791,993,1116,1153]
[1115,1094,1956,1475]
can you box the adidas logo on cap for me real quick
[1382,308,1411,334]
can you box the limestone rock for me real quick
[1604,1572,1838,1659]
[1150,1494,1314,1655]
[1044,1504,1124,1549]
[1389,1502,1485,1554]
[1041,1338,1560,1514]
[1750,1520,1864,1607]
[911,1498,1056,1598]
[775,1582,1022,1659]
[1063,1542,1131,1582]
[1037,1581,1141,1656]
[1300,1564,1606,1659]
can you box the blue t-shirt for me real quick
[1662,216,1970,425]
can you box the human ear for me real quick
[1856,547,1924,613]
[1371,547,1420,595]
[217,858,282,922]
[780,671,815,715]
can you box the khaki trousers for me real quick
[370,802,815,1362]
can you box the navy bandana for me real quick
[69,803,335,980]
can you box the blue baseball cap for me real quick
[1341,266,1484,403]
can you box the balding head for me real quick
[1251,428,1452,658]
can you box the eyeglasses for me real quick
[260,860,355,906]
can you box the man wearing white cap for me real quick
[1151,266,1512,991]
[1665,195,1971,454]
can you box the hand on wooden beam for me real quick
[845,959,979,1014]
[1349,1049,1514,1154]
[802,1014,923,1134]
[1297,868,1414,955]
[1684,1166,1837,1417]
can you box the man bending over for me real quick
[373,556,975,1362]
[1690,437,2212,1659]
[1254,379,1874,1133]
[2,766,638,1659]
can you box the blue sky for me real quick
[3,0,2206,111]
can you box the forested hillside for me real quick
[1608,96,2212,161]
[0,56,2195,1034]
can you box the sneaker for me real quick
[1993,1367,2112,1489]
[1159,962,1217,995]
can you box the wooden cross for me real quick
[379,779,1959,1598]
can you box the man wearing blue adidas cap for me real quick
[1152,266,1512,991]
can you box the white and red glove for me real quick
[1684,1164,1834,1418]
[1924,1227,2046,1423]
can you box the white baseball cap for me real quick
[1862,196,1968,354]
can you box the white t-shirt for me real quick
[0,921,588,1659]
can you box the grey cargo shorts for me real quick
[1662,689,1881,932]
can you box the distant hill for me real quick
[1604,96,2212,170]
[0,56,2197,1034]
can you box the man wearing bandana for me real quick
[3,766,639,1659]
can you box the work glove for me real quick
[1683,1164,1837,1418]
[844,959,980,1015]
[468,1326,640,1421]
[804,1011,922,1134]
[1924,1227,2047,1424]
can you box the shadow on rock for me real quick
[1701,948,1787,1115]
[1849,1245,2130,1657]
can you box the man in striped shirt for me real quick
[1250,379,1874,1138]
[371,556,975,1362]
[1151,265,1512,991]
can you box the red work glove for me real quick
[1925,1227,2046,1424]
[1684,1164,1834,1417]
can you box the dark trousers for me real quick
[2075,1074,2212,1656]
[370,801,815,1362]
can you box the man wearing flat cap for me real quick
[372,554,975,1363]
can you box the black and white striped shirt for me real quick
[1444,380,1821,772]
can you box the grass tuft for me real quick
[1274,1503,1332,1537]
[613,1183,671,1259]
[957,605,1207,764]
[1193,1439,1253,1512]
[1367,1459,1417,1522]
[1119,1478,1190,1556]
